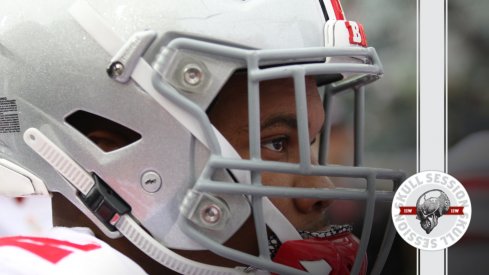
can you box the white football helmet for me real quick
[0,0,405,274]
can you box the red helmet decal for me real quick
[345,21,368,47]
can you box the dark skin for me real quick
[52,74,333,273]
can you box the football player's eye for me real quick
[262,137,288,152]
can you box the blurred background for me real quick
[446,1,489,274]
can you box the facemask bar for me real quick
[151,37,406,274]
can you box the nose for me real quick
[293,174,335,214]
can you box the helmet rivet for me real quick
[183,64,203,86]
[201,204,222,225]
[107,62,125,78]
[141,171,162,193]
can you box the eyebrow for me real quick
[260,113,298,131]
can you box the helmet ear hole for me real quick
[65,110,141,152]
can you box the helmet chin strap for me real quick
[115,214,242,275]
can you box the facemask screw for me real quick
[107,62,125,78]
[182,64,203,86]
[201,204,222,225]
[140,171,162,193]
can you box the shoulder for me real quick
[0,227,147,275]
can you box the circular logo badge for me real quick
[391,171,471,250]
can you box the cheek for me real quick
[261,172,297,219]
[261,172,294,187]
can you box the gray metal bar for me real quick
[247,56,271,261]
[210,158,405,179]
[354,86,365,166]
[250,64,380,82]
[293,69,312,171]
[197,180,395,201]
[168,37,376,61]
[351,173,377,275]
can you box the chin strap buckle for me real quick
[78,173,131,232]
